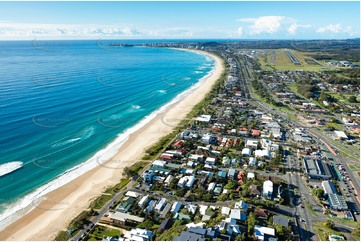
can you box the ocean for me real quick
[0,40,215,228]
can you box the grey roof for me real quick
[159,218,173,231]
[188,227,207,235]
[109,212,145,223]
[273,215,289,227]
[173,231,205,241]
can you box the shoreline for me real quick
[0,48,224,241]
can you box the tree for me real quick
[247,212,257,234]
[203,193,213,201]
[319,91,332,102]
[312,188,325,200]
[348,95,358,103]
[136,220,154,229]
[224,180,237,190]
[218,193,228,202]
[324,220,335,229]
[123,166,136,178]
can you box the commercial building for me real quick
[303,158,332,179]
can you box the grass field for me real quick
[88,226,122,241]
[258,49,337,71]
[325,122,342,131]
[349,164,360,170]
[313,222,344,241]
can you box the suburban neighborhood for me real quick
[56,39,359,241]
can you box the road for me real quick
[308,130,360,197]
[70,179,138,241]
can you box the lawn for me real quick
[313,222,344,241]
[287,113,298,121]
[349,164,360,170]
[88,225,122,240]
[325,122,342,131]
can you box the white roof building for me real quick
[247,172,255,180]
[152,160,166,167]
[263,180,273,199]
[154,198,167,212]
[178,176,188,188]
[334,131,348,140]
[201,133,213,144]
[246,139,259,148]
[196,114,212,122]
[199,205,208,215]
[124,228,154,241]
[255,149,271,158]
[171,201,183,214]
[125,191,141,198]
[189,154,204,161]
[222,207,231,216]
[138,195,149,208]
[249,157,257,166]
[164,175,174,186]
[185,204,198,214]
[186,176,196,188]
[208,182,216,192]
[146,200,157,213]
[254,225,275,241]
[242,148,252,156]
[205,157,216,165]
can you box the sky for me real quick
[0,1,359,40]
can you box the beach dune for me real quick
[0,49,224,241]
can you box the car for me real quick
[301,218,306,223]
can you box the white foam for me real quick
[131,105,141,110]
[0,50,217,231]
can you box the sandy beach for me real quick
[0,49,224,241]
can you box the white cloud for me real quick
[237,16,295,35]
[234,26,244,37]
[0,22,198,39]
[0,22,144,39]
[316,23,342,33]
[287,23,312,35]
[162,28,193,37]
[316,23,357,36]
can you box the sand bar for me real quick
[0,49,224,241]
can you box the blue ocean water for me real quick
[0,40,214,223]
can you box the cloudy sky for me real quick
[0,1,359,40]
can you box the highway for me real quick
[232,52,359,240]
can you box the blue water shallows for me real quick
[0,40,215,227]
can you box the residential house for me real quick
[242,148,252,156]
[228,169,236,179]
[254,225,275,241]
[273,215,289,227]
[171,201,183,214]
[235,200,248,211]
[250,184,261,197]
[185,204,198,214]
[230,209,247,221]
[263,180,274,199]
[254,208,268,220]
[219,218,242,236]
[124,228,154,241]
[158,218,173,233]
